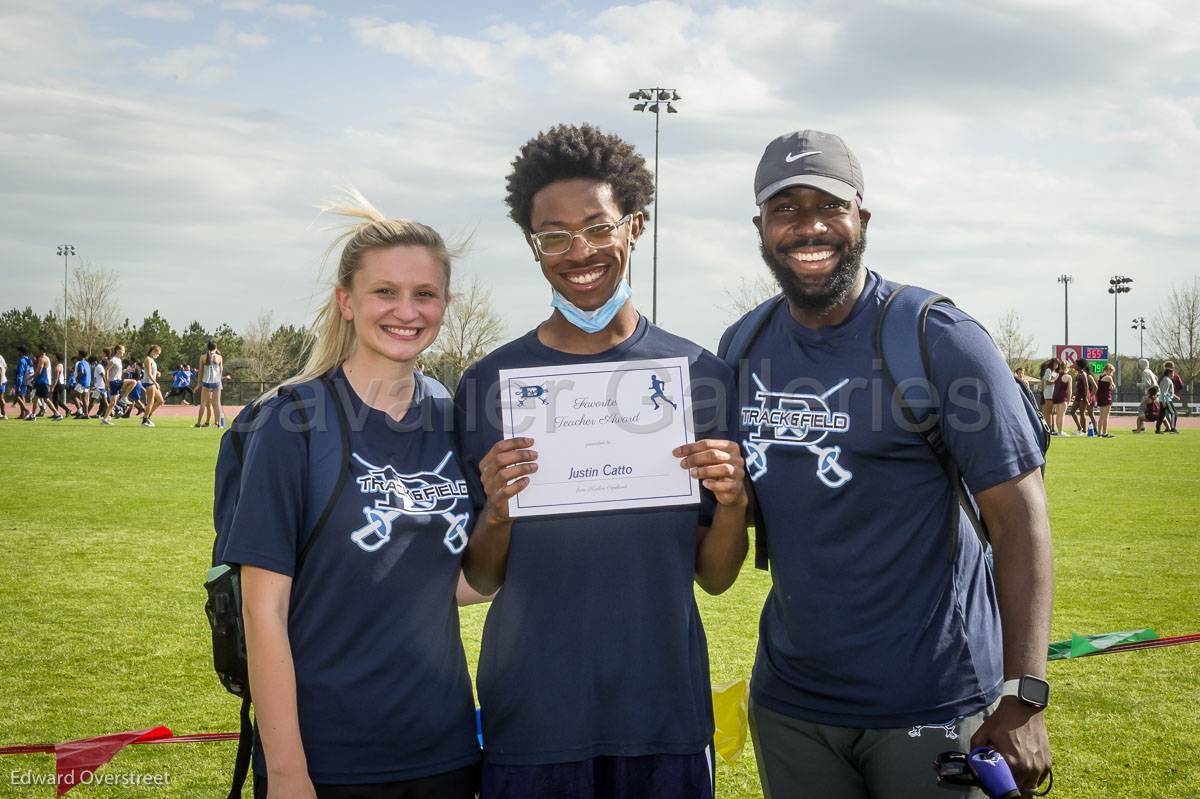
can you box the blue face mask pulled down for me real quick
[551,280,632,334]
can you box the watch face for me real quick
[1021,677,1050,707]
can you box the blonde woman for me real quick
[195,341,224,428]
[217,193,481,799]
[139,344,164,427]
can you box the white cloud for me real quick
[122,2,194,21]
[267,3,324,21]
[144,43,234,85]
[3,0,1200,357]
[350,18,506,79]
[216,22,270,50]
[219,1,323,21]
[143,23,271,85]
[0,81,335,330]
[0,2,95,79]
[232,30,269,48]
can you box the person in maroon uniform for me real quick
[1051,362,1071,435]
[1081,361,1099,435]
[1096,363,1116,438]
[1166,361,1185,398]
[1141,387,1167,433]
[1075,362,1094,436]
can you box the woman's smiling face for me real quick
[337,245,448,367]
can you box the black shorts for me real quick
[483,750,714,799]
[253,763,479,799]
[749,699,994,799]
[34,384,50,399]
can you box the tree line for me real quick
[3,265,505,391]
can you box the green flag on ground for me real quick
[1047,628,1158,660]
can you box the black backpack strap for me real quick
[719,295,784,571]
[718,294,784,368]
[876,285,990,555]
[227,694,253,799]
[292,374,352,576]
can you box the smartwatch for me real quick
[1000,675,1050,709]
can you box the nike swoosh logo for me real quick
[785,150,822,163]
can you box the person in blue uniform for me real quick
[71,350,92,418]
[456,124,749,799]
[220,193,482,799]
[32,348,56,420]
[723,130,1053,798]
[13,347,33,420]
[167,364,191,404]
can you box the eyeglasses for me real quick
[529,214,632,256]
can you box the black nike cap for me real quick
[754,130,864,205]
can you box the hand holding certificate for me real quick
[494,357,701,517]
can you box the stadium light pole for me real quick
[629,87,681,325]
[1131,316,1146,359]
[1056,274,1073,346]
[57,245,75,374]
[1108,276,1132,389]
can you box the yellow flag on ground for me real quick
[711,679,750,763]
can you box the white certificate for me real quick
[498,356,698,517]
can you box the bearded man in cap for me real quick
[720,130,1054,798]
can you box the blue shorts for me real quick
[109,380,124,395]
[482,750,714,799]
[0,381,6,394]
[202,381,221,390]
[16,383,29,397]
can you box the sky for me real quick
[2,0,1198,358]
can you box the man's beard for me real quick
[759,233,867,313]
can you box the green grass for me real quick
[0,418,1196,797]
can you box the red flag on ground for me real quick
[54,726,171,796]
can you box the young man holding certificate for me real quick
[455,124,750,799]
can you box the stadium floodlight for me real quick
[1056,274,1073,345]
[57,245,76,376]
[1131,316,1146,359]
[628,86,683,325]
[1107,276,1133,389]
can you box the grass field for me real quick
[0,417,1197,797]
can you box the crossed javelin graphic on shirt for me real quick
[742,373,853,489]
[349,450,471,554]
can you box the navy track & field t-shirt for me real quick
[720,271,1045,728]
[221,371,480,784]
[454,316,732,766]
